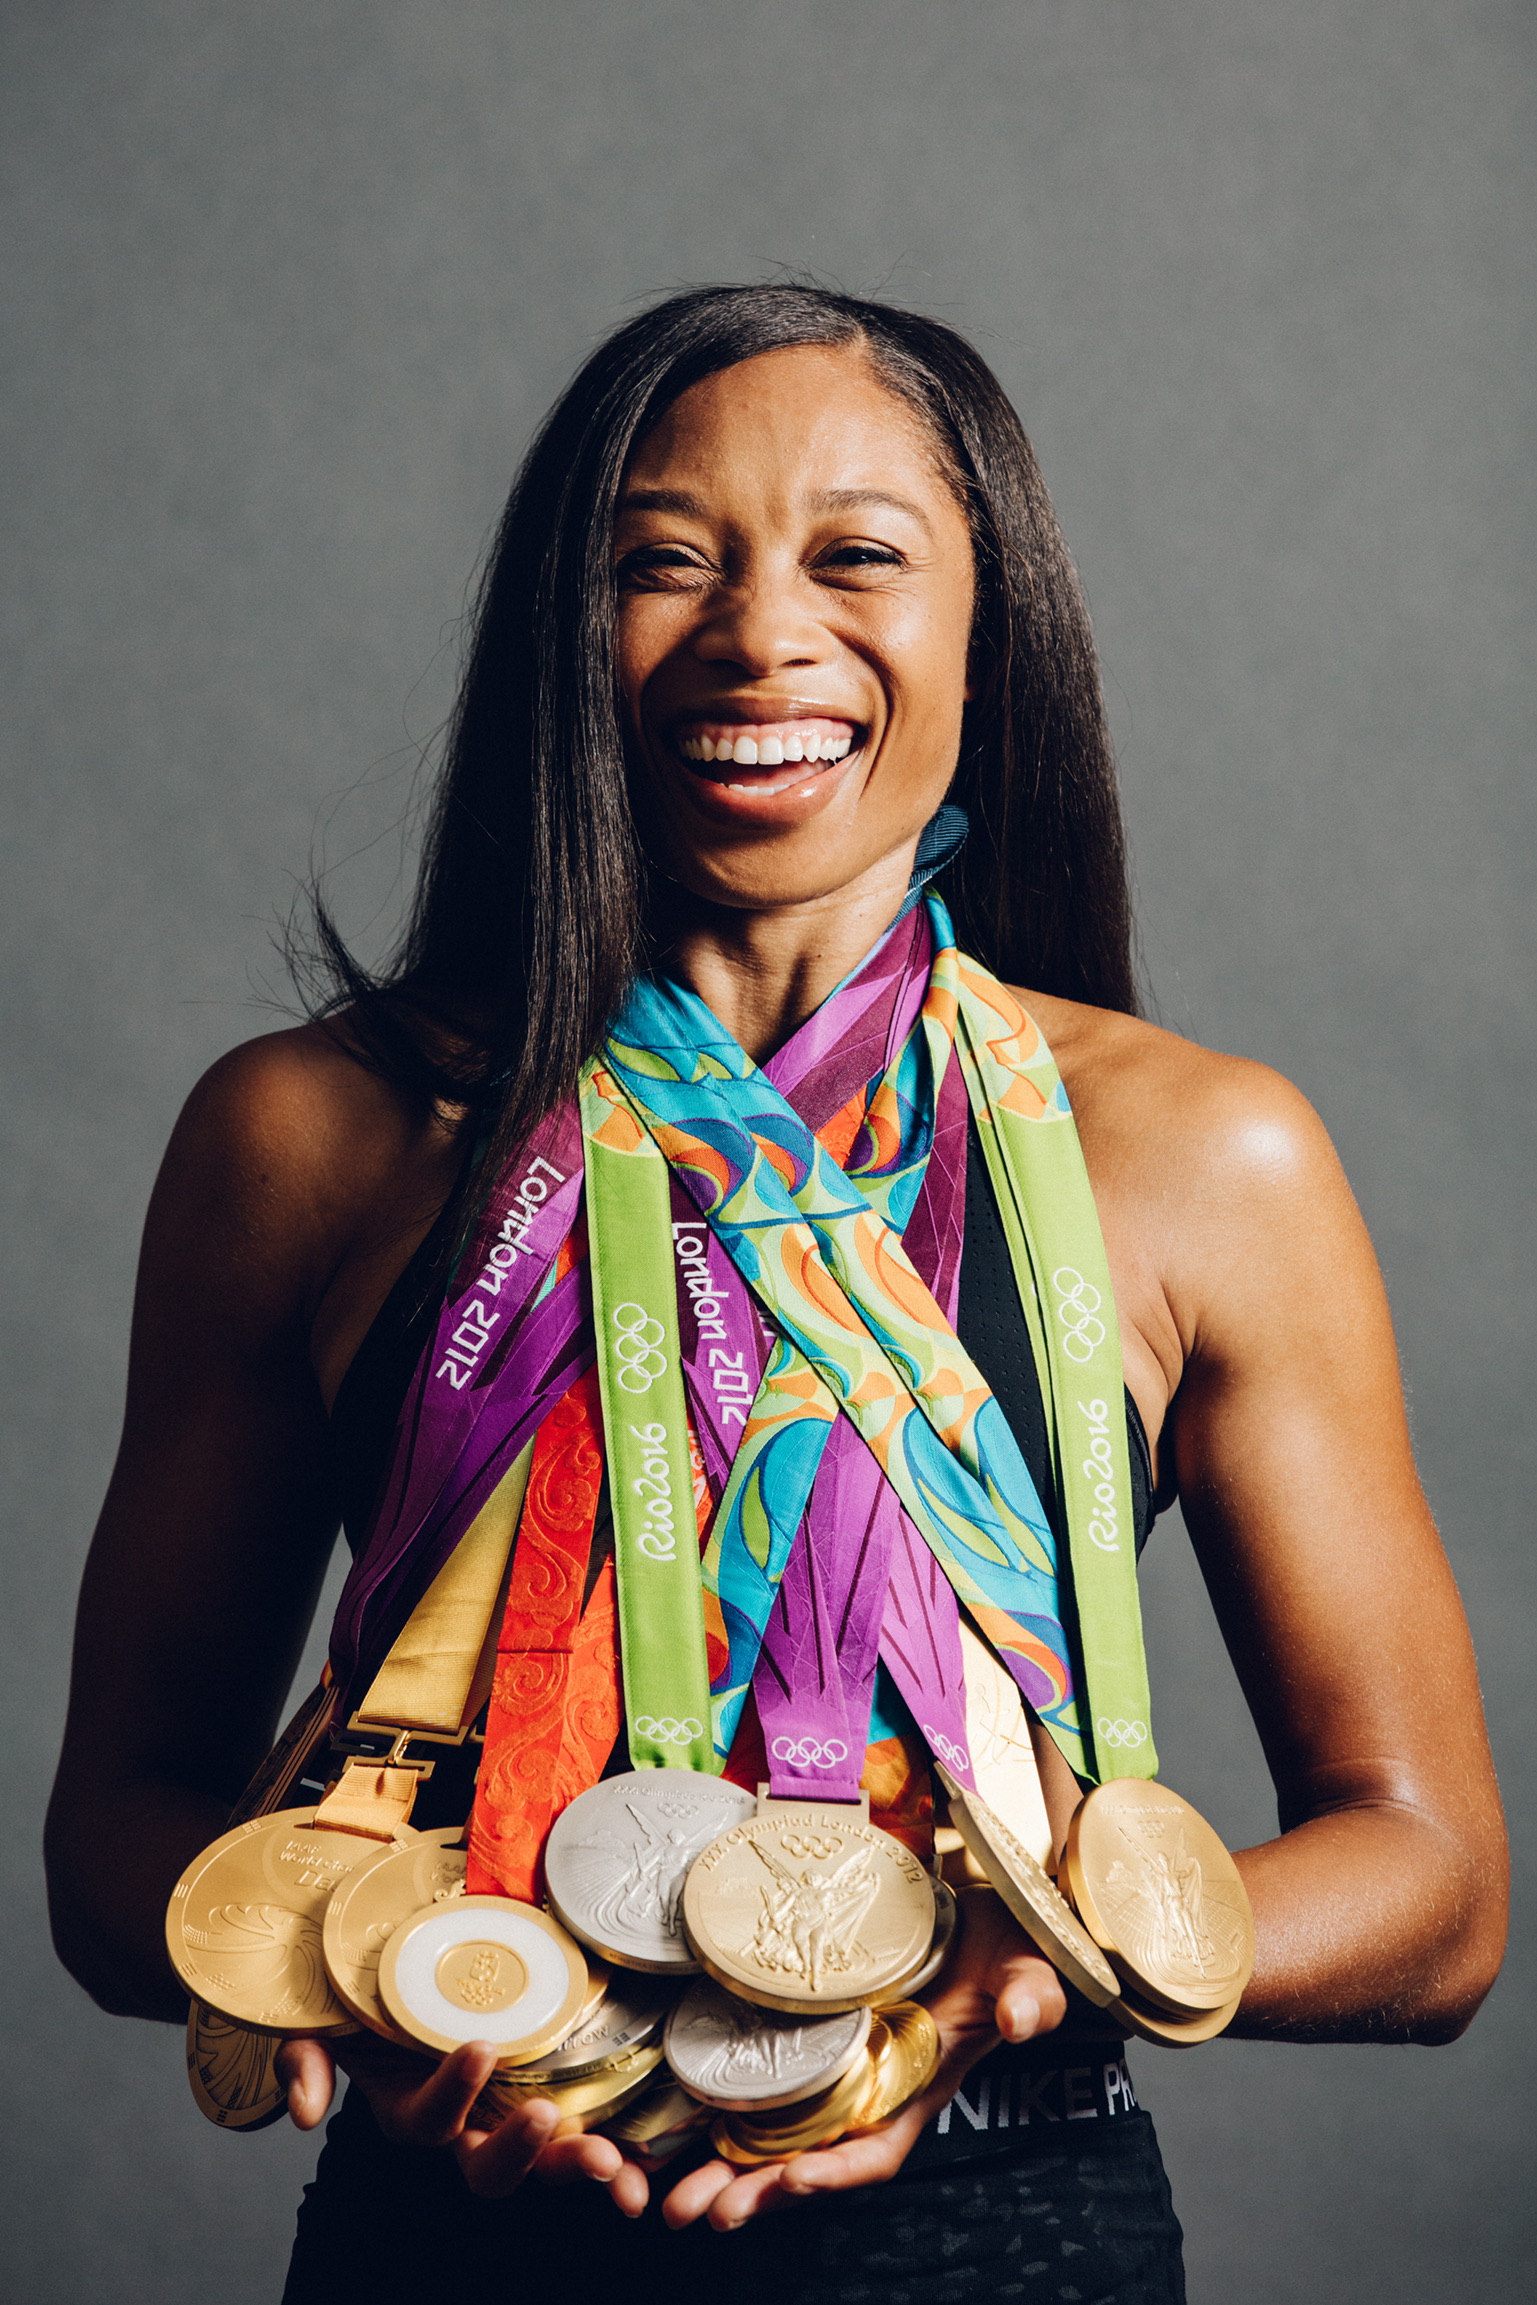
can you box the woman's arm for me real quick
[44,1027,449,2018]
[1147,1051,1508,2042]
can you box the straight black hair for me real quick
[309,284,1138,1183]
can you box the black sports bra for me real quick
[328,1122,1160,1564]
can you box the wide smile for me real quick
[667,716,865,800]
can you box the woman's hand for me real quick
[660,1885,1064,2232]
[274,2032,651,2215]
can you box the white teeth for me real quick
[732,736,758,765]
[802,734,822,761]
[824,736,849,760]
[783,735,804,762]
[759,736,784,765]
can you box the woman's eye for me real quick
[817,543,905,572]
[617,545,710,586]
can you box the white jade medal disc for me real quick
[544,1772,756,1973]
[377,1896,588,2063]
[664,1977,872,2109]
[682,1804,936,2014]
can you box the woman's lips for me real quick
[669,717,861,795]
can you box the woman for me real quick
[46,286,1507,2304]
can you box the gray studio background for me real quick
[3,4,1531,2299]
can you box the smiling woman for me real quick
[45,287,1506,2305]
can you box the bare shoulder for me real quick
[1013,989,1346,1212]
[145,1019,460,1345]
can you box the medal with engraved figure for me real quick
[664,1975,872,2109]
[1063,1778,1255,2016]
[937,1765,1120,2007]
[682,1796,936,2014]
[544,1771,756,1973]
[166,1792,422,2036]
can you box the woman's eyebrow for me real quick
[808,486,934,538]
[618,486,707,517]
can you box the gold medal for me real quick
[376,1894,588,2064]
[601,2079,714,2161]
[185,2000,289,2131]
[1063,1780,1254,2017]
[938,1770,1119,2006]
[1108,1981,1243,2047]
[166,1804,421,2035]
[479,2042,666,2135]
[321,1827,468,2044]
[682,1799,936,2014]
[846,1999,940,2131]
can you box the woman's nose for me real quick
[690,569,826,678]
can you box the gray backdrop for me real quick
[3,4,1531,2298]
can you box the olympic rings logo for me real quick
[1096,1717,1149,1751]
[769,1735,850,1771]
[613,1303,668,1393]
[1052,1268,1106,1364]
[634,1715,704,1746]
[921,1726,972,1773]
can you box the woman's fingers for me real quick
[274,2036,335,2131]
[333,2035,499,2148]
[994,1948,1067,2043]
[660,2155,747,2229]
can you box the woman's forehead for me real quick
[623,344,952,507]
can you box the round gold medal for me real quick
[321,1827,467,2045]
[847,2000,940,2131]
[682,1805,936,2014]
[1108,1983,1243,2047]
[938,1772,1118,2007]
[480,2042,666,2134]
[185,2000,288,2131]
[166,1807,420,2036]
[1063,1780,1254,2016]
[376,1894,588,2064]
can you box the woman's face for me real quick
[614,343,976,912]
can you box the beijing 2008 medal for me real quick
[682,1800,936,2014]
[321,1827,467,2044]
[664,1975,872,2109]
[185,2000,288,2131]
[376,1894,588,2063]
[1063,1779,1255,2017]
[937,1769,1119,2006]
[543,1771,756,1973]
[166,1806,421,2035]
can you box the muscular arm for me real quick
[1108,1043,1508,2043]
[44,1028,454,2020]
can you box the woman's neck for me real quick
[664,844,919,1062]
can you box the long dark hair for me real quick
[310,284,1137,1181]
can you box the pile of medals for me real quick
[172,1702,954,2157]
[174,1645,1253,2153]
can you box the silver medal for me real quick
[544,1771,756,1973]
[663,1976,872,2109]
[500,1972,675,2083]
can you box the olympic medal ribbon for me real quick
[466,1363,620,1900]
[582,1065,715,1774]
[953,959,1156,1784]
[602,916,1085,1775]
